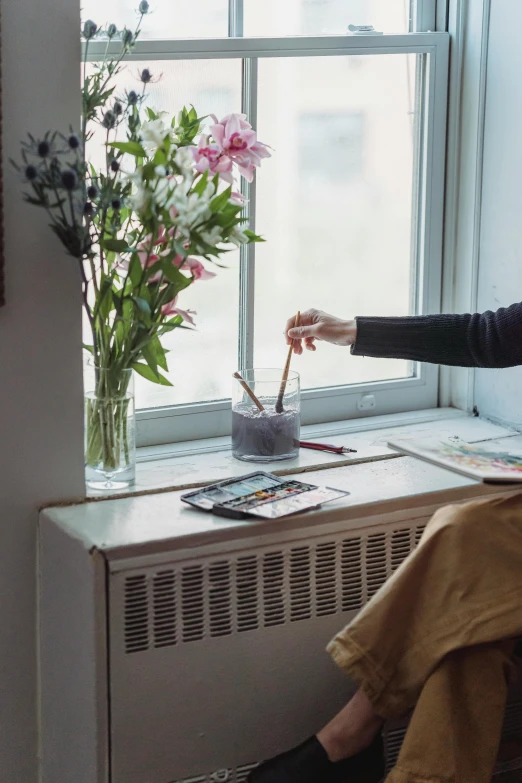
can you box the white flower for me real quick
[129,185,151,213]
[174,146,194,175]
[154,164,167,177]
[229,227,249,246]
[204,182,217,200]
[140,114,172,152]
[169,191,212,233]
[200,226,223,246]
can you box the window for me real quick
[84,0,448,447]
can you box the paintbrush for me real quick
[233,371,265,411]
[275,311,300,414]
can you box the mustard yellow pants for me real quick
[327,494,522,783]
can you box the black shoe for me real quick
[248,732,385,783]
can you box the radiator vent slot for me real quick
[384,725,407,772]
[415,524,426,545]
[263,551,286,627]
[290,547,312,622]
[366,533,387,597]
[315,542,337,616]
[391,529,412,571]
[209,561,232,638]
[181,566,205,643]
[153,570,176,648]
[237,556,259,632]
[124,575,149,653]
[503,699,522,736]
[341,538,363,611]
[122,519,429,652]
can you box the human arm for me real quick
[285,304,522,368]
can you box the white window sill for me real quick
[86,407,517,500]
[44,407,522,560]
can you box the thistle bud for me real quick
[61,169,78,190]
[102,110,116,130]
[82,19,98,40]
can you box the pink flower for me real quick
[179,255,216,281]
[210,113,271,182]
[161,295,197,326]
[191,135,234,183]
[170,253,216,281]
[230,191,247,205]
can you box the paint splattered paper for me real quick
[387,438,522,484]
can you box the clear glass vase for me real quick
[84,360,136,490]
[232,368,301,462]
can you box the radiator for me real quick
[38,498,522,783]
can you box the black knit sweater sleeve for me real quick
[351,303,522,368]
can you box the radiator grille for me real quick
[181,566,205,643]
[289,547,312,622]
[122,521,427,654]
[236,556,259,632]
[169,764,258,783]
[366,533,387,597]
[153,570,176,648]
[124,575,149,653]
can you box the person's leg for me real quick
[317,688,384,762]
[249,494,522,782]
[328,493,522,719]
[386,640,516,783]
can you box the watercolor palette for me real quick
[181,472,349,519]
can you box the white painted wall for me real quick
[0,0,84,779]
[475,2,522,428]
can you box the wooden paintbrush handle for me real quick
[275,311,300,413]
[233,372,265,411]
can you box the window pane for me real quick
[253,54,417,390]
[82,0,228,39]
[244,0,411,36]
[83,59,242,409]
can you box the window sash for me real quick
[85,32,449,447]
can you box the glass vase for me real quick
[232,368,301,462]
[84,360,136,490]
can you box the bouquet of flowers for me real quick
[13,5,271,487]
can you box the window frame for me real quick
[86,25,449,448]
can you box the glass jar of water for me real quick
[232,369,300,462]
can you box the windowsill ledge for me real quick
[85,407,517,501]
[43,408,522,560]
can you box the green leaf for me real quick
[141,344,158,376]
[160,258,192,290]
[209,186,232,213]
[132,362,173,386]
[112,293,123,316]
[83,343,94,354]
[148,335,169,371]
[128,253,142,287]
[243,229,265,243]
[146,107,158,121]
[107,140,147,157]
[100,238,130,253]
[93,276,114,319]
[131,296,151,318]
[193,169,209,197]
